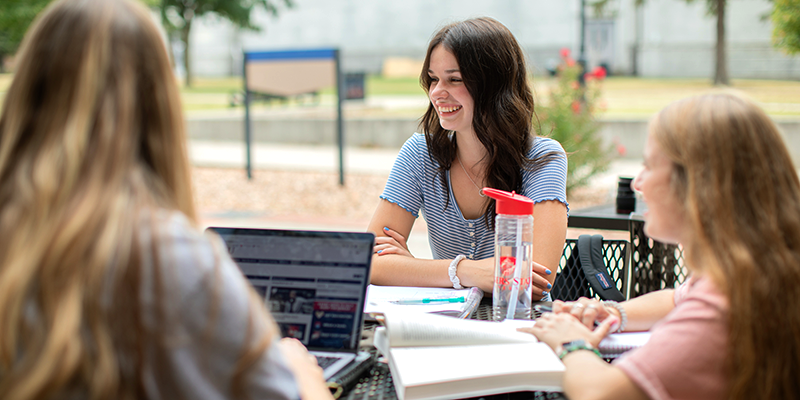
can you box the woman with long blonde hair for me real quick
[0,0,331,399]
[523,92,800,399]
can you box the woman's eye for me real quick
[429,76,439,82]
[451,77,462,82]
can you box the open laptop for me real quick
[208,227,375,380]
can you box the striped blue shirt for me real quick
[381,133,568,262]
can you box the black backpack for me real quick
[551,234,626,302]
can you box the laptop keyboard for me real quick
[317,355,339,369]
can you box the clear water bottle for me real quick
[483,188,534,321]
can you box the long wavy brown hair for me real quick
[419,17,561,229]
[651,92,800,399]
[0,0,274,399]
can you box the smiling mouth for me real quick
[438,105,462,114]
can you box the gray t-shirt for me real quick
[138,211,299,400]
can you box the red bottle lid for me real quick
[482,187,534,215]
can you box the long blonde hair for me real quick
[651,92,800,399]
[0,0,271,398]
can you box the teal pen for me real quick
[390,296,466,305]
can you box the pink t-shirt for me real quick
[614,277,729,400]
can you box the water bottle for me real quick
[483,188,534,321]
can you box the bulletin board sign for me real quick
[243,48,346,184]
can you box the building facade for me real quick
[183,0,799,80]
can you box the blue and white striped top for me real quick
[381,133,568,262]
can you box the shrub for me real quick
[536,49,612,195]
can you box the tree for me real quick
[0,0,52,71]
[771,0,800,55]
[159,0,292,88]
[590,0,729,85]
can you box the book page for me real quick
[383,311,537,347]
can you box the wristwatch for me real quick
[557,339,602,360]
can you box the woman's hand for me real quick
[531,261,553,301]
[373,226,414,258]
[278,338,334,400]
[552,298,615,330]
[519,312,618,351]
[459,258,495,293]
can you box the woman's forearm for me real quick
[369,255,494,293]
[618,289,676,332]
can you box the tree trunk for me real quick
[181,19,193,88]
[714,0,729,86]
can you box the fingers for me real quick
[531,260,553,279]
[530,261,553,297]
[373,242,414,258]
[590,314,619,345]
[382,226,407,246]
[580,303,600,328]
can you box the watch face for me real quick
[562,339,589,349]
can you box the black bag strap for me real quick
[577,234,626,301]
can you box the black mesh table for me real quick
[567,203,687,297]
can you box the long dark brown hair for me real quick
[652,92,800,399]
[419,17,560,228]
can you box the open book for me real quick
[373,312,564,400]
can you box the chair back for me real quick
[552,237,629,301]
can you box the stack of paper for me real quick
[364,285,483,319]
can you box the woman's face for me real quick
[633,133,687,245]
[427,45,475,136]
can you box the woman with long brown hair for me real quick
[368,17,568,299]
[0,0,331,399]
[523,92,800,399]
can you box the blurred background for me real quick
[1,0,799,257]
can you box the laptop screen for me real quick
[208,227,374,353]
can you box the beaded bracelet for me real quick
[603,300,628,333]
[558,340,603,360]
[448,255,466,289]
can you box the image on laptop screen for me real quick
[208,227,374,353]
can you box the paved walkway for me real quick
[190,140,644,258]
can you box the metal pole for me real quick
[335,49,345,186]
[243,52,253,180]
[579,0,586,61]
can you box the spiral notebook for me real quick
[598,331,651,358]
[364,285,484,319]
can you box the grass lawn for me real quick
[1,73,799,117]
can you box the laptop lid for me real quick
[208,227,374,378]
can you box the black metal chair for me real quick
[551,238,630,301]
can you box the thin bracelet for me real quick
[603,300,628,333]
[448,255,466,289]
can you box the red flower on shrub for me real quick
[585,66,607,81]
[571,101,582,114]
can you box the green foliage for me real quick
[536,53,612,194]
[772,0,800,55]
[159,0,290,33]
[0,0,52,62]
[157,0,292,87]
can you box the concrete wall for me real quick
[187,116,800,164]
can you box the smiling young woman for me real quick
[366,17,568,300]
